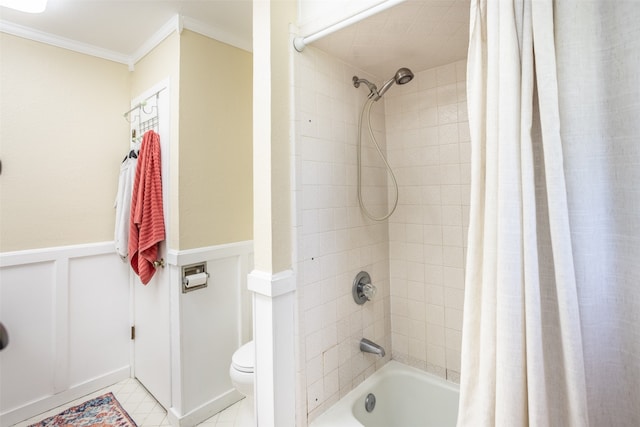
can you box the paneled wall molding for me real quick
[0,241,116,267]
[166,240,253,267]
[1,240,255,427]
[0,241,130,427]
[166,241,254,427]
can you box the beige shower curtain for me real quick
[458,0,640,426]
[457,0,589,425]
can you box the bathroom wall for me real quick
[0,28,254,426]
[293,46,392,426]
[178,30,253,250]
[385,60,469,381]
[0,33,130,252]
[0,34,133,426]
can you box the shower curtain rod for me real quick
[293,0,405,52]
[123,87,166,120]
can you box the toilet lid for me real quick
[232,341,254,373]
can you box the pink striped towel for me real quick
[129,130,165,285]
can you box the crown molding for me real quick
[0,13,252,70]
[183,16,252,53]
[0,19,130,65]
[128,14,183,70]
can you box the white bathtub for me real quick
[310,361,459,427]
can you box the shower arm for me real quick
[352,77,379,99]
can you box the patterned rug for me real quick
[29,392,137,427]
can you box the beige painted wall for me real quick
[131,32,181,249]
[1,30,252,253]
[0,33,130,252]
[252,1,295,273]
[178,31,253,249]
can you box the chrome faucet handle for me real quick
[353,271,376,305]
[362,282,376,300]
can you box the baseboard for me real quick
[167,389,244,427]
[0,366,130,427]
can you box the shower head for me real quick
[374,67,414,101]
[394,67,414,85]
[353,67,414,101]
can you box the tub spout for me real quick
[360,338,385,357]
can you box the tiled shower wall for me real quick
[293,47,392,426]
[293,47,470,425]
[385,60,470,381]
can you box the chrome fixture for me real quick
[360,338,386,358]
[364,393,377,413]
[352,77,378,95]
[182,262,209,293]
[354,67,414,221]
[353,271,376,305]
[352,67,414,101]
[0,322,8,351]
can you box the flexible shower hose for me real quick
[357,98,399,221]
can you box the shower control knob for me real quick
[362,283,377,300]
[353,271,375,305]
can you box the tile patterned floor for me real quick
[13,377,250,427]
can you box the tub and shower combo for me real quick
[299,61,461,426]
[304,62,464,423]
[311,273,461,427]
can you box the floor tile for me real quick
[13,378,252,427]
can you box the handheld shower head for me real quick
[374,67,414,101]
[394,67,414,85]
[353,67,414,101]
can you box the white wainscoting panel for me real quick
[68,254,131,387]
[166,240,254,427]
[0,240,254,427]
[0,242,130,427]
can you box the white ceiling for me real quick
[311,0,470,79]
[0,0,469,78]
[0,0,253,57]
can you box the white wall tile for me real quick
[437,84,458,106]
[417,69,437,90]
[427,323,445,347]
[436,63,457,86]
[439,123,460,145]
[420,107,439,127]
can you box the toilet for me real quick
[229,340,255,424]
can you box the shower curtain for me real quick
[458,0,640,426]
